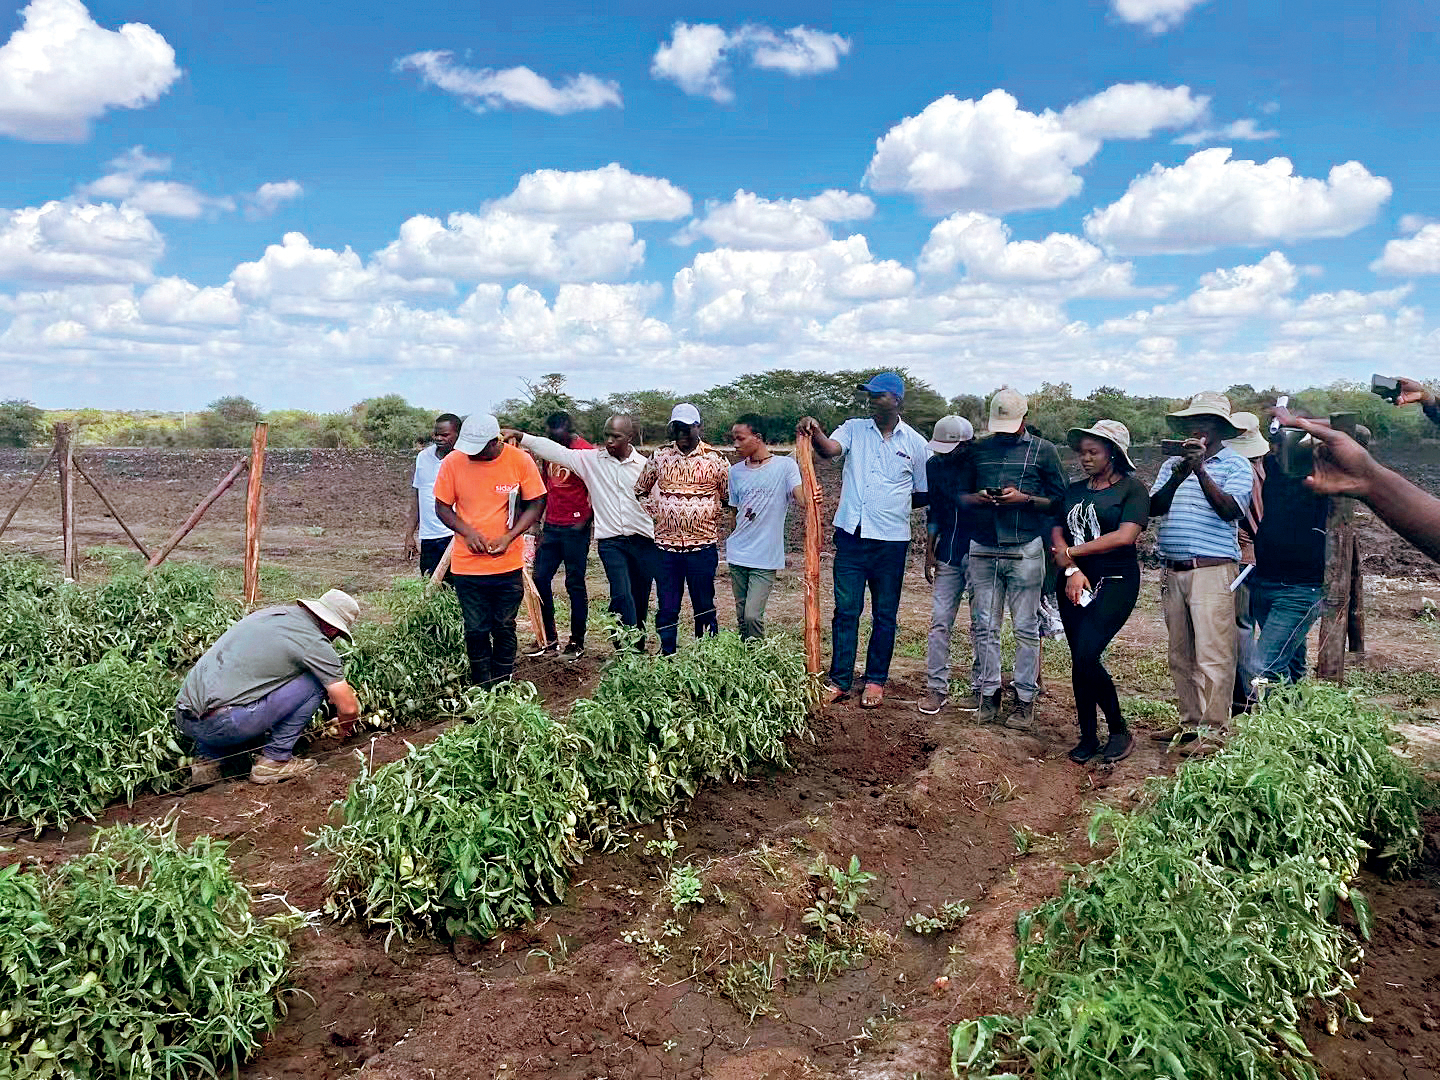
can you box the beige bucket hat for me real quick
[1165,390,1243,439]
[1224,411,1270,459]
[298,589,360,639]
[1067,419,1136,471]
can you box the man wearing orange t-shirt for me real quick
[434,413,547,687]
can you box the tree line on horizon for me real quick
[1,370,1431,451]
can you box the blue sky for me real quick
[1,0,1437,412]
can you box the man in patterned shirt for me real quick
[636,404,730,656]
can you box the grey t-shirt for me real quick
[177,605,344,714]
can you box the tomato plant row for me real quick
[950,684,1426,1080]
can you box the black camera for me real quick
[1371,374,1401,402]
[1274,427,1313,478]
[1159,439,1188,456]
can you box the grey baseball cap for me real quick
[928,415,975,454]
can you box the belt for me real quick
[1164,556,1235,572]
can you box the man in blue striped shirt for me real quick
[1149,391,1254,748]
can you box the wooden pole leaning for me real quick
[0,446,56,541]
[425,538,454,595]
[146,457,248,570]
[54,423,77,580]
[794,433,824,677]
[73,458,149,561]
[243,422,269,605]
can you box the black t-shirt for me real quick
[1057,475,1150,577]
[1253,456,1329,584]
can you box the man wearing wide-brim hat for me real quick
[1149,391,1255,751]
[175,589,363,787]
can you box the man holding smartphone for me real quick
[1148,391,1254,751]
[959,389,1067,728]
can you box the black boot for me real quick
[1103,728,1136,764]
[1068,715,1101,763]
[978,690,1003,724]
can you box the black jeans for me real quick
[419,537,452,580]
[596,534,658,638]
[830,527,909,693]
[452,571,524,687]
[656,545,720,655]
[533,522,591,647]
[1056,564,1140,741]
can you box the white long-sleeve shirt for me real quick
[520,435,655,541]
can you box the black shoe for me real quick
[1068,738,1102,764]
[978,690,1002,724]
[1103,730,1136,764]
[1009,697,1035,727]
[525,642,559,659]
[561,641,584,661]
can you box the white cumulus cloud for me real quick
[651,22,850,102]
[0,200,162,284]
[676,189,874,250]
[1111,0,1210,33]
[1372,224,1440,275]
[0,0,180,142]
[232,232,454,318]
[246,180,304,218]
[138,277,242,326]
[493,163,691,223]
[77,146,234,219]
[1085,148,1392,255]
[919,213,1105,282]
[865,84,1206,215]
[395,50,621,115]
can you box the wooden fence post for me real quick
[146,457,248,569]
[243,422,268,605]
[795,435,823,677]
[0,447,56,541]
[73,458,149,561]
[1316,501,1355,682]
[54,423,77,580]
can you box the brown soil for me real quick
[3,443,1440,1079]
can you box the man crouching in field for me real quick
[175,589,362,787]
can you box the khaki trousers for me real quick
[1162,562,1238,731]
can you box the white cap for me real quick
[928,415,975,454]
[670,403,702,426]
[988,388,1028,434]
[455,413,501,455]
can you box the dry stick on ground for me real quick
[145,457,249,570]
[794,433,823,676]
[424,538,454,595]
[0,446,56,540]
[522,564,549,648]
[243,422,269,606]
[73,458,150,561]
[55,423,77,580]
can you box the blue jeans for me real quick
[176,674,326,762]
[926,558,976,694]
[1248,577,1324,687]
[968,536,1045,701]
[656,545,720,655]
[830,528,909,693]
[452,570,525,686]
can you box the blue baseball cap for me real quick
[858,372,905,400]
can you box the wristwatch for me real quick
[1064,566,1081,577]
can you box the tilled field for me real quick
[2,442,1439,1079]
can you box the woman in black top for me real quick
[1050,421,1149,765]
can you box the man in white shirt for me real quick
[503,416,658,645]
[797,373,930,708]
[404,413,461,578]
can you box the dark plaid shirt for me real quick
[960,432,1067,547]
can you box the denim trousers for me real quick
[926,557,977,695]
[1248,576,1325,688]
[656,546,720,655]
[968,536,1045,701]
[175,674,325,762]
[596,534,658,635]
[452,570,525,687]
[829,528,909,693]
[1233,579,1257,708]
[729,565,777,640]
[533,522,591,647]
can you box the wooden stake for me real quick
[74,458,149,561]
[1316,503,1355,682]
[0,446,56,541]
[1346,531,1365,660]
[55,423,77,580]
[425,538,454,594]
[243,422,268,605]
[794,435,823,676]
[146,457,248,569]
[522,565,549,648]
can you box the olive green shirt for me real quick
[177,605,343,715]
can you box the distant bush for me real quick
[0,399,45,447]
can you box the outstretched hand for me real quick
[500,427,525,444]
[1286,415,1379,499]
